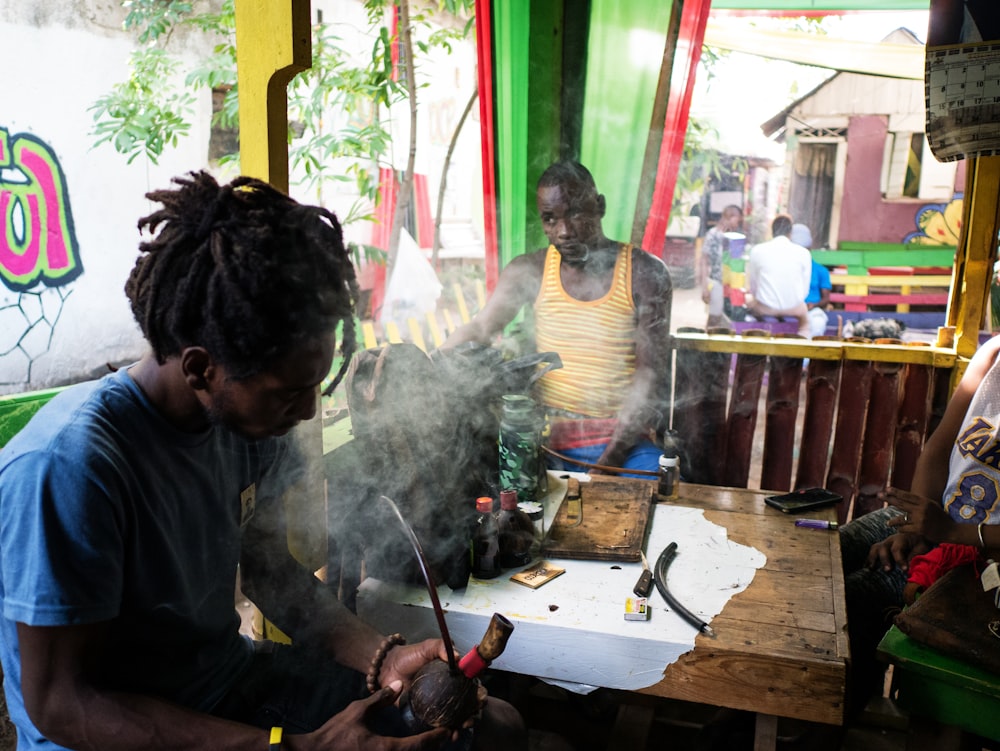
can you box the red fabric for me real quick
[907,543,981,591]
[369,167,398,318]
[413,173,433,249]
[473,0,499,292]
[549,418,618,450]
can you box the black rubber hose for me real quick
[653,542,716,637]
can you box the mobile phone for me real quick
[764,487,842,514]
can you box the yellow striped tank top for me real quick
[534,244,636,418]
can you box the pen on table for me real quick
[794,519,839,530]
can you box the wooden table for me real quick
[357,475,848,748]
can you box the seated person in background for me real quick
[791,223,832,338]
[744,214,812,336]
[840,333,1000,714]
[0,172,524,751]
[698,204,743,329]
[442,161,673,475]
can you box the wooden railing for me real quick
[671,329,962,523]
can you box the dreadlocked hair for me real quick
[126,171,359,389]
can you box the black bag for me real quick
[329,342,560,591]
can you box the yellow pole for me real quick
[234,2,317,644]
[947,156,1000,359]
[234,0,311,190]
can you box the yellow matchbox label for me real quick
[624,597,650,621]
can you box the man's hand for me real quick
[380,639,451,690]
[884,486,956,545]
[287,682,450,751]
[865,531,931,573]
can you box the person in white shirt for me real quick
[744,214,812,336]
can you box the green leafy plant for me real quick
[89,48,194,165]
[93,0,474,260]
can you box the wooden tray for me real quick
[541,474,654,562]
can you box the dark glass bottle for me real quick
[497,489,534,569]
[470,496,502,579]
[657,450,679,501]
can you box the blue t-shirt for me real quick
[0,368,293,749]
[806,260,832,305]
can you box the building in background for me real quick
[761,28,963,248]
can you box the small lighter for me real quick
[794,519,839,530]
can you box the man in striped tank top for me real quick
[443,162,673,476]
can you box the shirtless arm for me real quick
[440,252,546,349]
[596,249,673,467]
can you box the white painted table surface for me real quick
[357,472,766,694]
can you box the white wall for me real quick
[0,2,214,395]
[0,0,483,396]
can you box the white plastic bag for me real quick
[380,228,443,325]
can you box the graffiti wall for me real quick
[1,129,82,385]
[0,3,214,396]
[904,196,964,245]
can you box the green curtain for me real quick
[579,0,675,245]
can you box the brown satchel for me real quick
[893,562,1000,674]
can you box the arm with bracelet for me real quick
[881,336,1000,569]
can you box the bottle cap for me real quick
[476,496,494,513]
[499,489,519,509]
[659,454,678,468]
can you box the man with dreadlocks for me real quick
[0,172,524,750]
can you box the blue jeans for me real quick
[839,506,908,714]
[545,438,662,478]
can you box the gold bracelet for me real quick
[978,521,987,549]
[269,726,282,751]
[365,633,406,694]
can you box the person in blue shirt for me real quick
[792,223,832,338]
[0,172,523,751]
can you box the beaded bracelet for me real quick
[366,633,407,694]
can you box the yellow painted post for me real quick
[454,282,471,323]
[407,318,426,351]
[234,0,311,191]
[426,312,444,348]
[443,309,457,334]
[385,321,403,344]
[948,156,1000,359]
[234,0,314,644]
[361,321,378,349]
[475,279,486,310]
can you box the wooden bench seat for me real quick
[829,292,951,310]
